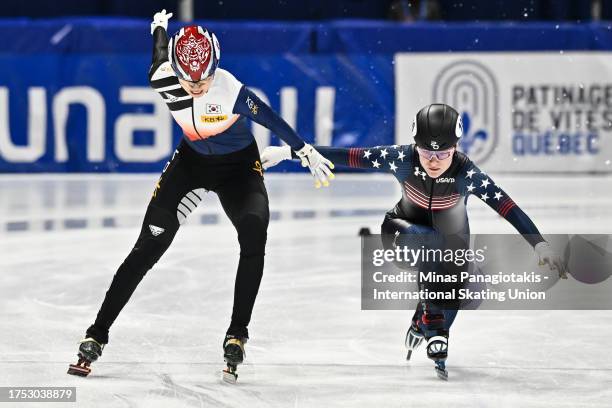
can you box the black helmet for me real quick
[412,104,463,150]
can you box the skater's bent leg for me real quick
[91,204,179,338]
[381,212,460,330]
[218,172,270,339]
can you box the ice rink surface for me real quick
[1,173,612,407]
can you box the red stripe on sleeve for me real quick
[499,199,516,218]
[498,200,512,216]
[501,203,516,217]
[349,148,361,168]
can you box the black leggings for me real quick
[87,141,269,343]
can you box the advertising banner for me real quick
[0,54,393,172]
[395,52,612,173]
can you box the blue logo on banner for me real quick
[433,60,499,164]
[459,112,489,156]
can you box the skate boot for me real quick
[67,337,105,377]
[222,335,246,384]
[405,323,424,361]
[426,335,448,381]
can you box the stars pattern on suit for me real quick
[358,146,409,173]
[348,146,409,171]
[466,166,515,216]
[331,146,537,239]
[466,167,501,202]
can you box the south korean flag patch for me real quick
[206,104,222,114]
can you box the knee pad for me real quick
[237,213,268,256]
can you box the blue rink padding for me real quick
[1,20,611,173]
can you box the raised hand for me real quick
[151,9,173,35]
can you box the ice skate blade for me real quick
[435,367,448,381]
[406,350,412,361]
[434,361,448,381]
[222,368,238,384]
[67,364,91,377]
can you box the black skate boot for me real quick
[67,337,105,377]
[222,335,246,384]
[405,323,424,361]
[426,335,448,381]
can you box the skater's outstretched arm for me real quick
[459,161,567,277]
[261,144,412,176]
[232,87,305,152]
[311,145,412,174]
[233,91,334,187]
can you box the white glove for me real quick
[261,145,292,170]
[151,9,173,35]
[296,143,335,188]
[535,241,568,279]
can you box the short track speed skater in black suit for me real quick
[68,9,334,383]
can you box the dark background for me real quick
[1,0,609,21]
